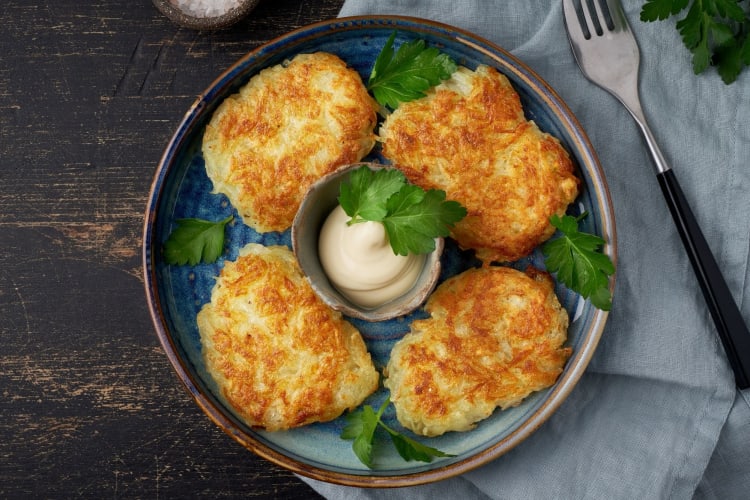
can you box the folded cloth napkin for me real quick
[301,1,750,498]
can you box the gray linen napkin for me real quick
[301,1,750,498]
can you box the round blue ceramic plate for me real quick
[143,16,616,487]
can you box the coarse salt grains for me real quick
[170,0,242,18]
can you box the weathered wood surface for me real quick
[0,0,345,497]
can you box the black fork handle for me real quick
[657,168,750,389]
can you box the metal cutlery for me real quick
[562,0,750,388]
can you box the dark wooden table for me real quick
[0,1,345,497]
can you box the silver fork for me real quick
[563,0,750,389]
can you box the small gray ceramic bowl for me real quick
[152,0,259,30]
[292,163,443,322]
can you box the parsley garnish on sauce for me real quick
[162,215,233,266]
[367,31,458,108]
[340,398,455,468]
[338,166,467,256]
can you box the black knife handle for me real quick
[657,168,750,389]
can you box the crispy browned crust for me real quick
[198,244,379,431]
[384,266,571,436]
[202,52,379,233]
[380,65,580,262]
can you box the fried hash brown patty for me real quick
[202,52,379,233]
[384,266,571,437]
[380,65,580,262]
[197,244,379,431]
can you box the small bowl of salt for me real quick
[153,0,259,30]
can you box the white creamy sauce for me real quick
[318,205,425,308]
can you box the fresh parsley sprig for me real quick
[543,213,614,311]
[341,398,455,468]
[367,31,458,109]
[338,166,467,256]
[163,215,233,265]
[641,0,750,84]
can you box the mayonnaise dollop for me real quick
[318,205,426,308]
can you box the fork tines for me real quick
[564,0,623,40]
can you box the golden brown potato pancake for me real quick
[203,52,379,233]
[384,265,571,436]
[198,244,379,431]
[380,65,580,262]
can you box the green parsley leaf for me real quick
[340,398,454,468]
[162,215,233,266]
[673,1,702,49]
[640,0,689,21]
[339,166,406,224]
[542,214,615,311]
[381,423,454,463]
[338,166,467,256]
[641,0,750,84]
[382,186,466,256]
[341,403,381,467]
[715,36,745,82]
[711,21,736,47]
[368,31,458,109]
[715,0,747,22]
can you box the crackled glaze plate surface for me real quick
[143,16,616,487]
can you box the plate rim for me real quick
[142,14,617,488]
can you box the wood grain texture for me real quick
[1,0,344,497]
